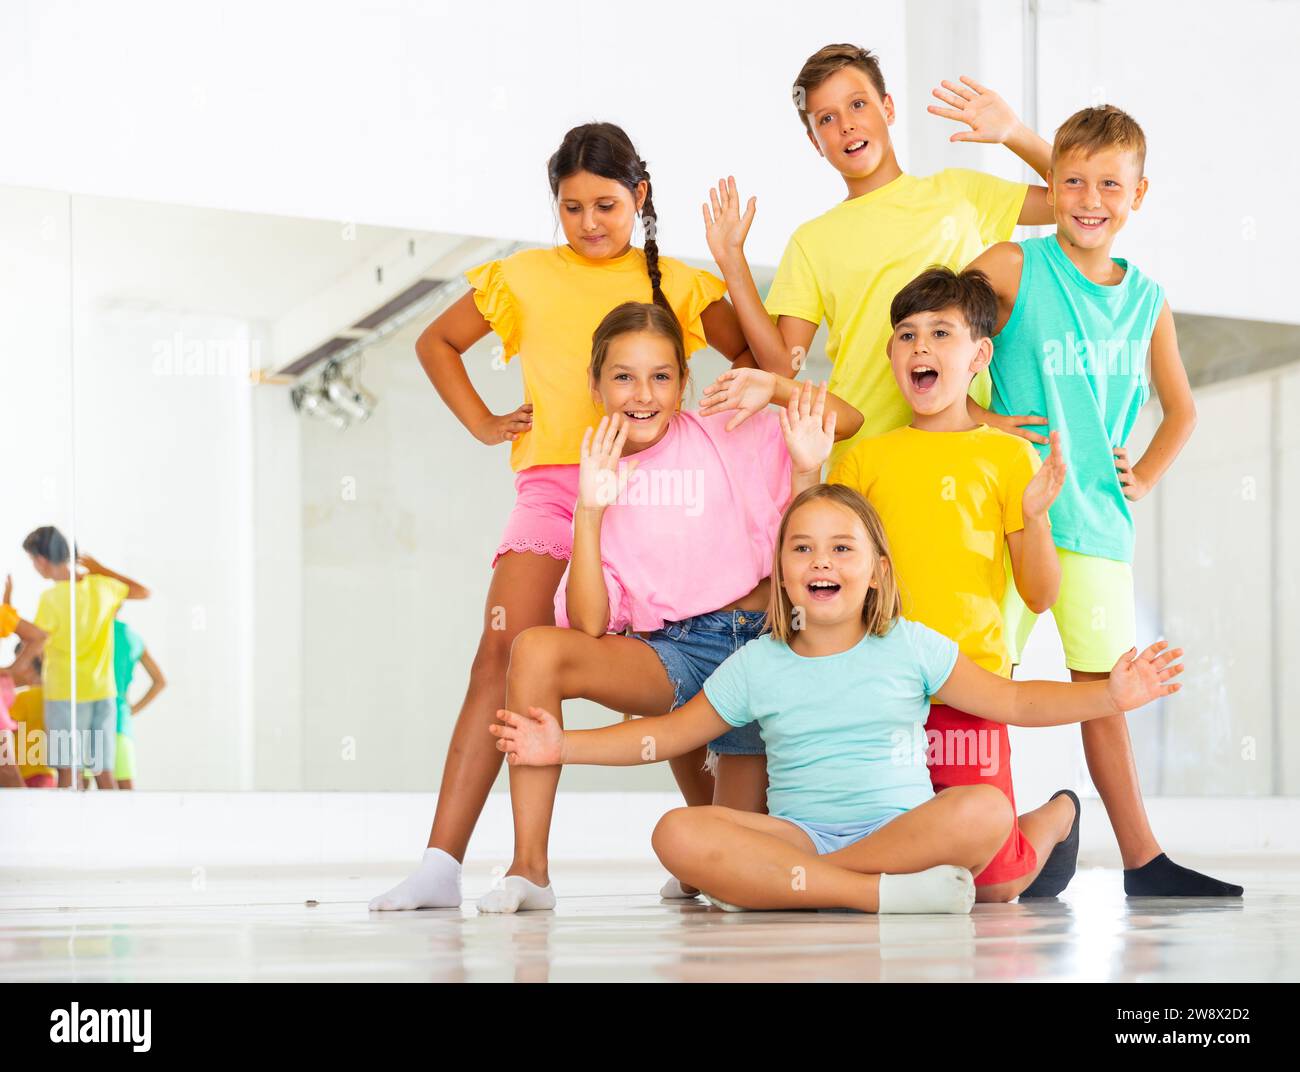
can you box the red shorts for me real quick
[926,703,1037,887]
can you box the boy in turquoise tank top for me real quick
[968,106,1240,898]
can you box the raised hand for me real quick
[578,415,636,510]
[1106,640,1184,712]
[2,574,11,606]
[702,176,756,267]
[927,75,1023,145]
[474,403,533,445]
[778,380,836,475]
[699,368,777,432]
[1022,430,1067,520]
[490,706,564,766]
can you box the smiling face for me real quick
[779,497,883,627]
[888,307,991,418]
[590,330,685,452]
[803,67,896,181]
[556,170,646,260]
[1049,147,1147,251]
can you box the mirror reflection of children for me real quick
[1,573,49,788]
[110,617,167,790]
[22,528,149,789]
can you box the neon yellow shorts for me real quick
[1002,546,1136,674]
[114,733,136,782]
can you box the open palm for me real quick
[699,368,776,432]
[491,706,564,766]
[578,415,634,510]
[1107,640,1185,712]
[779,380,836,474]
[1023,431,1067,520]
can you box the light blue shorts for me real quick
[43,698,116,772]
[634,609,767,756]
[778,812,900,855]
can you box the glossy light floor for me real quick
[1,858,1293,982]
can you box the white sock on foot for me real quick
[476,875,557,914]
[368,848,463,911]
[660,877,700,899]
[878,865,975,914]
[702,892,746,912]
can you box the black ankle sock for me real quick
[1019,789,1080,899]
[1124,854,1243,897]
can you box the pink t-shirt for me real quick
[554,409,792,634]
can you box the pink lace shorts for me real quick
[492,463,580,569]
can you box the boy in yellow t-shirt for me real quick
[824,266,1083,902]
[703,43,1056,466]
[22,526,150,789]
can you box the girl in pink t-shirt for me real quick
[476,301,862,913]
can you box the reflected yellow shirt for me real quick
[33,575,129,702]
[765,169,1027,468]
[12,687,53,781]
[829,425,1040,678]
[467,246,727,472]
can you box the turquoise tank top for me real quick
[989,235,1164,563]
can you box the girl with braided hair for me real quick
[372,122,757,911]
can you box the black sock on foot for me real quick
[1019,789,1080,899]
[1124,853,1243,897]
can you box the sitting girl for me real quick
[491,480,1183,914]
[476,300,862,913]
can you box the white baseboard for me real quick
[3,791,1299,870]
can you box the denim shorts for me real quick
[43,698,116,772]
[633,610,767,755]
[777,812,900,855]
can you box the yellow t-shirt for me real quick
[33,575,129,702]
[765,168,1028,468]
[466,245,727,472]
[0,603,17,637]
[12,687,54,781]
[829,424,1040,678]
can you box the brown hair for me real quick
[766,484,901,645]
[890,265,997,340]
[1052,105,1147,174]
[589,302,688,386]
[792,44,888,133]
[548,123,671,312]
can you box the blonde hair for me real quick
[1052,104,1147,173]
[766,484,901,645]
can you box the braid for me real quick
[638,165,671,312]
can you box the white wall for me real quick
[0,1,905,268]
[0,188,73,648]
[1034,0,1298,323]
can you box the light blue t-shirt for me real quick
[990,234,1165,563]
[702,618,959,825]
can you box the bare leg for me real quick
[976,793,1076,902]
[0,732,23,788]
[712,754,768,812]
[501,626,678,887]
[1073,668,1161,869]
[94,769,116,791]
[654,786,1012,911]
[118,779,134,790]
[424,550,569,858]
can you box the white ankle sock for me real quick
[660,877,700,899]
[702,892,746,912]
[878,865,975,914]
[476,875,557,914]
[368,848,463,911]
